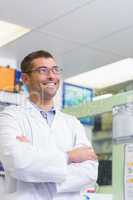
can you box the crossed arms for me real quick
[0,111,98,193]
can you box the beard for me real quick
[29,83,58,103]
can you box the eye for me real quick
[53,66,59,72]
[53,66,62,73]
[39,67,48,73]
[41,68,47,72]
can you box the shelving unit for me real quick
[92,135,112,141]
[0,92,24,178]
[63,89,133,197]
[63,90,133,117]
[92,133,112,159]
[0,91,26,105]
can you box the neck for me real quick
[29,94,54,112]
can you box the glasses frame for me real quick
[24,66,63,75]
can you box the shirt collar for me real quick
[29,100,56,114]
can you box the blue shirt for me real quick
[40,107,56,127]
[30,102,56,127]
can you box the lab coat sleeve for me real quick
[0,110,67,183]
[56,117,98,193]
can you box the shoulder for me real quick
[57,110,81,125]
[0,98,32,116]
[57,110,75,119]
[0,104,24,118]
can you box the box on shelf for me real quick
[0,66,15,92]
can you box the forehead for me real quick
[31,57,56,68]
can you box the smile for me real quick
[42,82,56,86]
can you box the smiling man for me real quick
[21,52,60,111]
[0,50,98,200]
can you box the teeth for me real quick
[44,83,55,86]
[48,83,55,85]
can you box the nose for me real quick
[47,69,57,79]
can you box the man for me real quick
[0,50,98,200]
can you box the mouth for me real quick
[41,82,56,87]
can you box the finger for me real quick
[92,153,97,159]
[16,137,24,141]
[88,152,98,160]
[88,148,95,152]
[92,154,98,160]
[16,136,22,140]
[89,156,97,160]
[16,136,29,142]
[16,135,27,139]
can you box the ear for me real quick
[21,73,30,85]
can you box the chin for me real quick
[43,91,57,100]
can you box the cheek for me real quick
[55,75,60,83]
[28,77,40,88]
[32,75,43,83]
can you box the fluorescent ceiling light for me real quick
[0,21,30,47]
[66,58,133,89]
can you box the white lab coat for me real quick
[0,99,98,200]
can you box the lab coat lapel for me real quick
[21,99,52,148]
[23,99,48,125]
[24,99,59,129]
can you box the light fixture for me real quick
[0,21,30,47]
[66,58,133,89]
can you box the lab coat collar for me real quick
[21,98,58,120]
[30,100,56,114]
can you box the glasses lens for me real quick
[53,66,62,73]
[38,67,48,74]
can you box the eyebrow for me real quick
[33,66,57,69]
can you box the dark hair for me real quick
[21,50,54,73]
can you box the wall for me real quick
[0,57,17,69]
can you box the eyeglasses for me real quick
[24,66,62,75]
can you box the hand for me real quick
[16,135,29,143]
[67,146,97,163]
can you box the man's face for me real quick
[23,57,60,101]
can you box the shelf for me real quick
[93,136,112,142]
[63,90,133,117]
[92,130,112,142]
[96,151,112,155]
[0,91,26,105]
[96,185,112,194]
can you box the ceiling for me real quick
[0,0,133,79]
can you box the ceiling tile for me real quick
[0,31,78,67]
[40,0,133,44]
[92,27,133,57]
[59,46,122,78]
[0,0,91,28]
[0,0,132,80]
